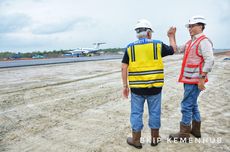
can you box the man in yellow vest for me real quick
[121,19,177,149]
[169,15,214,141]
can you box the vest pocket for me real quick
[187,64,199,68]
[184,64,200,78]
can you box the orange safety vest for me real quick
[178,35,208,84]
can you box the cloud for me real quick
[219,1,230,24]
[32,17,97,35]
[0,13,31,33]
[0,32,68,52]
[0,0,8,5]
[0,0,229,52]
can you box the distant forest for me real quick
[0,48,125,59]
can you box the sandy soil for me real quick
[0,53,229,152]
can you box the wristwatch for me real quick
[199,75,206,79]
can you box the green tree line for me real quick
[0,48,125,60]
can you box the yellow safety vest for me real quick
[127,42,164,88]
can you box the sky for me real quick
[0,0,229,52]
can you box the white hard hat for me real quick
[134,19,153,32]
[185,15,206,28]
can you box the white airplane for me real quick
[69,42,106,56]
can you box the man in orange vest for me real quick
[169,15,214,141]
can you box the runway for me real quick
[0,55,123,68]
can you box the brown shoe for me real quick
[191,120,201,138]
[127,131,142,149]
[151,129,161,146]
[169,122,191,142]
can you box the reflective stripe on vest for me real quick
[178,35,208,84]
[183,65,200,78]
[127,42,164,88]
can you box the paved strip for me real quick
[0,55,122,68]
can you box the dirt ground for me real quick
[0,53,229,152]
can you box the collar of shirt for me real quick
[135,38,150,44]
[191,33,204,42]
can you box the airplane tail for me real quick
[93,42,106,49]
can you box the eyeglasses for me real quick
[135,28,152,33]
[188,24,199,29]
